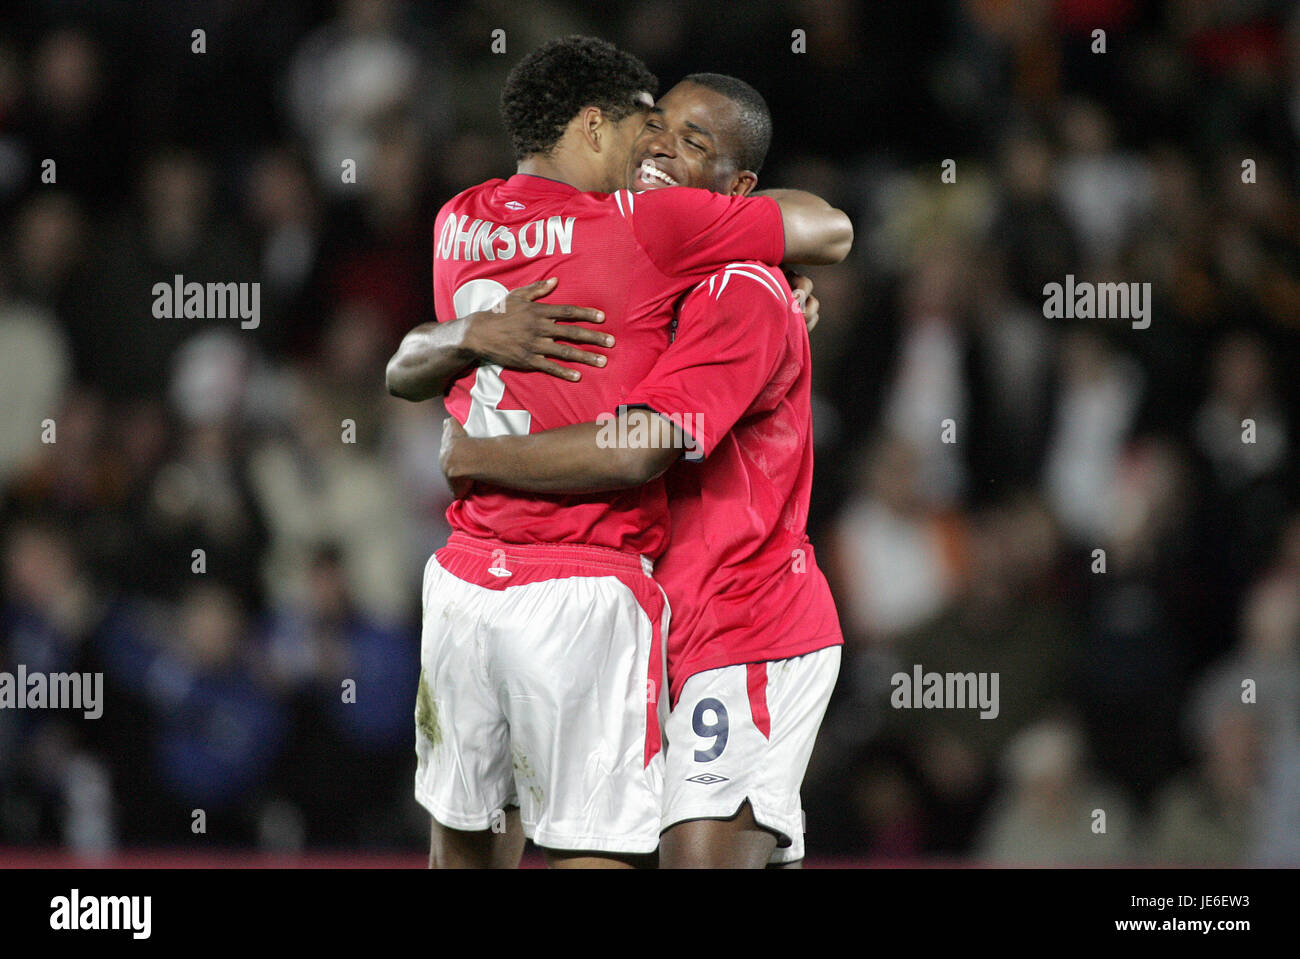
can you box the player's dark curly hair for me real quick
[681,72,772,173]
[501,36,658,162]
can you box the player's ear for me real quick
[580,106,605,151]
[730,170,758,197]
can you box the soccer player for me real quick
[440,74,845,868]
[386,37,851,868]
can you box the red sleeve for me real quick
[617,187,785,277]
[620,263,791,459]
[431,203,455,324]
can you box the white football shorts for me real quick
[662,644,841,863]
[414,532,669,855]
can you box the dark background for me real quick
[0,0,1297,865]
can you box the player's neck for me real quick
[516,152,603,193]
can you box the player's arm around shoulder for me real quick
[624,185,850,275]
[755,189,853,265]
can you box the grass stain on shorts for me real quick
[416,669,442,746]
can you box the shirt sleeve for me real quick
[616,187,785,277]
[431,204,455,324]
[620,263,792,460]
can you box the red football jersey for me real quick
[622,262,844,704]
[433,175,785,557]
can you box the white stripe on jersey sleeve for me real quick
[685,263,785,305]
[721,263,786,303]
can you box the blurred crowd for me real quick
[0,0,1298,863]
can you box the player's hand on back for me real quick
[440,416,473,499]
[784,270,819,333]
[464,277,614,381]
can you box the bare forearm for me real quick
[445,416,680,493]
[386,318,474,402]
[387,279,613,401]
[759,189,854,265]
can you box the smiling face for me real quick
[625,81,755,196]
[595,91,654,192]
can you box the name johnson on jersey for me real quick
[436,213,577,262]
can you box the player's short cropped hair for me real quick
[681,72,772,174]
[501,36,658,162]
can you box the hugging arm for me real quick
[761,190,853,265]
[440,411,683,496]
[386,279,612,402]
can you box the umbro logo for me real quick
[488,567,512,578]
[504,200,525,211]
[684,773,729,785]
